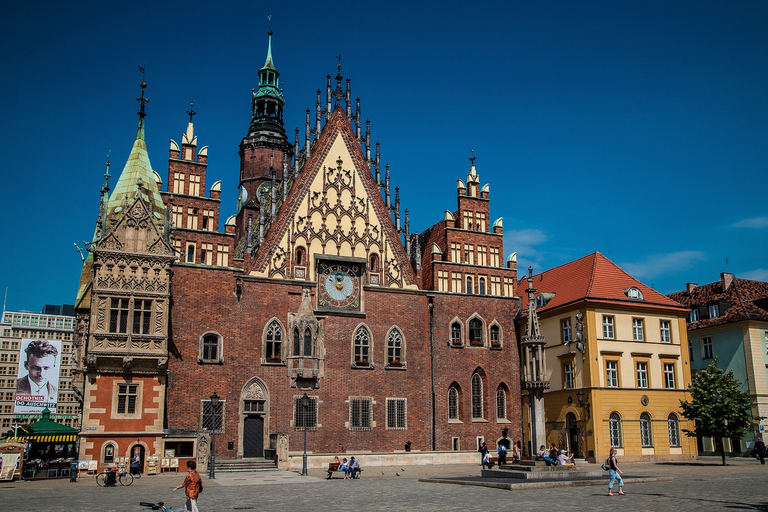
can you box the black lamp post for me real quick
[301,393,309,476]
[209,392,220,479]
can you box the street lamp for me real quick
[209,392,220,480]
[301,393,309,476]
[577,389,590,418]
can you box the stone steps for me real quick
[214,458,278,473]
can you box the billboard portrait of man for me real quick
[15,339,61,413]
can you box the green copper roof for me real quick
[104,118,166,228]
[262,31,276,71]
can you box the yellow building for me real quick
[517,253,697,462]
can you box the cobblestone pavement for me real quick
[1,457,767,512]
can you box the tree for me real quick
[680,358,762,465]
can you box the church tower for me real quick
[236,30,294,247]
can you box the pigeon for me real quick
[396,472,401,476]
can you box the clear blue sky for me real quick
[2,0,766,312]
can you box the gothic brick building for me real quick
[74,32,522,471]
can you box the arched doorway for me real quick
[566,412,580,457]
[239,377,270,458]
[130,444,145,475]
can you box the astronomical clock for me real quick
[316,257,365,313]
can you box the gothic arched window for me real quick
[471,373,484,419]
[387,327,404,365]
[451,322,462,346]
[469,318,483,346]
[668,413,680,447]
[496,387,507,420]
[448,386,459,420]
[640,412,653,447]
[293,328,300,356]
[265,320,283,361]
[303,328,312,357]
[354,326,371,365]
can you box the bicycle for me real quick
[139,501,186,512]
[96,467,134,486]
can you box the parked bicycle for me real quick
[96,467,133,486]
[140,501,186,512]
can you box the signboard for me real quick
[15,414,77,420]
[14,339,62,413]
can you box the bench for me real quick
[326,462,363,479]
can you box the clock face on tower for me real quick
[316,259,363,312]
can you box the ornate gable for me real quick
[97,195,173,258]
[249,107,416,288]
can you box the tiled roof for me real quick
[668,277,768,329]
[516,252,685,312]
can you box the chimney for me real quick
[721,272,734,291]
[686,283,697,294]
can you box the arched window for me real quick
[490,325,500,348]
[386,327,403,365]
[668,413,680,447]
[609,412,622,447]
[496,387,507,420]
[354,326,371,364]
[466,276,473,294]
[471,373,483,419]
[293,328,300,356]
[469,318,483,346]
[370,253,379,272]
[448,386,459,420]
[265,320,283,361]
[303,328,312,356]
[103,442,116,465]
[295,247,305,266]
[199,332,223,363]
[640,413,653,447]
[479,277,486,295]
[451,322,462,346]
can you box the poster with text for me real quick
[14,338,62,413]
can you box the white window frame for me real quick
[603,316,614,339]
[660,320,671,343]
[664,362,675,389]
[606,360,619,388]
[701,337,713,360]
[636,361,649,388]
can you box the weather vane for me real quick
[469,149,477,166]
[187,101,196,122]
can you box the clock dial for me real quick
[316,260,362,311]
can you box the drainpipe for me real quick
[427,294,435,451]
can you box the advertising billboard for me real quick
[14,339,62,413]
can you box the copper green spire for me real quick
[104,80,166,229]
[249,29,286,136]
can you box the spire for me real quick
[104,79,166,229]
[248,29,285,136]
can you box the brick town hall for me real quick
[73,31,525,472]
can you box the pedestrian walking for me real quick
[479,442,489,469]
[753,436,766,464]
[497,443,507,467]
[606,448,625,496]
[173,460,203,511]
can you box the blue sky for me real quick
[2,0,766,312]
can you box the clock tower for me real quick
[236,29,294,246]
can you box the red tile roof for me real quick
[516,252,686,312]
[668,276,768,329]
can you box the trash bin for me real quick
[70,462,78,482]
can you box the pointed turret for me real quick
[104,81,166,230]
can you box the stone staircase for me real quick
[214,457,278,473]
[482,459,603,480]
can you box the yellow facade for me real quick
[522,302,697,462]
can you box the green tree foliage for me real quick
[680,358,762,465]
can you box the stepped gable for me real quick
[517,252,685,312]
[669,278,768,328]
[249,105,417,287]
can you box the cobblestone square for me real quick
[1,457,766,512]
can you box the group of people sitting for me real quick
[537,443,576,466]
[333,456,361,479]
[479,440,523,468]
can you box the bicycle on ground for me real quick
[140,501,186,512]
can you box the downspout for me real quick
[428,294,435,451]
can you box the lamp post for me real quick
[209,392,220,480]
[301,393,309,476]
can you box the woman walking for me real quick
[607,448,625,496]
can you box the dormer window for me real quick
[625,287,644,300]
[534,293,555,308]
[690,309,699,322]
[708,304,720,319]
